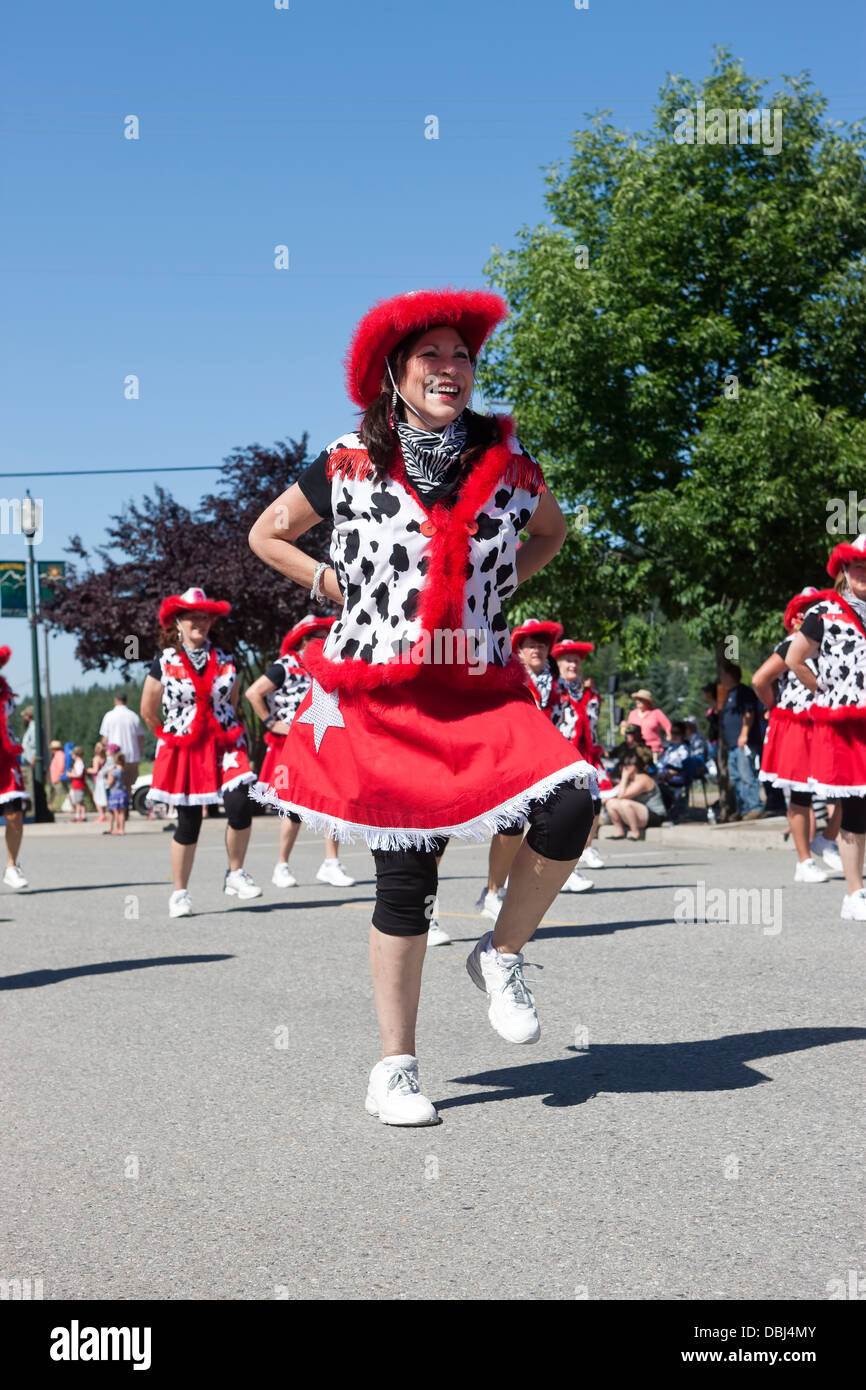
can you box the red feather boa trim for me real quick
[0,677,22,757]
[309,420,545,692]
[155,647,245,750]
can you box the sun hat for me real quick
[631,688,655,704]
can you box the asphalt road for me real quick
[1,815,863,1301]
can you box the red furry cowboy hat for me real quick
[827,532,866,579]
[511,618,564,651]
[551,639,594,659]
[345,287,508,409]
[158,586,231,627]
[280,615,336,656]
[783,587,820,633]
[0,646,11,668]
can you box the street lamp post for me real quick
[20,491,53,822]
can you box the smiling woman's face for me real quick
[177,611,214,646]
[845,559,866,600]
[397,326,474,430]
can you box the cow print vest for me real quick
[265,653,311,723]
[773,637,815,715]
[156,645,238,737]
[804,597,866,713]
[308,418,546,690]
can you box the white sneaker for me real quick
[316,858,356,888]
[810,835,843,873]
[224,867,263,899]
[271,862,298,888]
[561,869,594,893]
[579,845,605,869]
[3,863,28,890]
[794,857,829,883]
[169,889,192,918]
[364,1056,439,1126]
[466,930,541,1045]
[427,895,451,946]
[840,889,866,920]
[477,888,503,921]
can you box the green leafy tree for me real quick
[487,49,866,660]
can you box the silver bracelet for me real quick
[310,561,329,605]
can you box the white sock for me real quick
[382,1053,417,1069]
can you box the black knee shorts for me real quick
[172,786,254,845]
[371,783,597,937]
[841,794,866,834]
[2,798,24,816]
[789,790,812,807]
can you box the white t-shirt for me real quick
[99,705,143,762]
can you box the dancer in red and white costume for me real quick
[250,287,597,1125]
[786,535,866,918]
[552,638,612,871]
[246,614,355,890]
[0,647,28,890]
[140,588,261,917]
[753,588,841,882]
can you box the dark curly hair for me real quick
[358,326,502,480]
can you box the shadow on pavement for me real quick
[0,954,234,990]
[440,1028,866,1110]
[20,882,168,894]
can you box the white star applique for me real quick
[222,751,240,769]
[296,679,346,753]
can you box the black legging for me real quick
[173,785,253,845]
[841,794,866,835]
[371,782,597,937]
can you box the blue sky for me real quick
[2,0,863,695]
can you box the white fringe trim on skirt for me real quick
[758,772,812,792]
[248,760,599,851]
[807,778,866,799]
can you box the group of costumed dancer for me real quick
[4,286,865,1130]
[755,532,866,919]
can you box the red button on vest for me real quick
[420,520,436,537]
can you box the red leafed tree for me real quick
[45,437,333,752]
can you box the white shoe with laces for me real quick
[578,845,605,870]
[811,835,843,873]
[466,930,541,1044]
[561,869,594,893]
[427,895,451,946]
[841,889,866,920]
[224,867,263,899]
[272,862,298,888]
[169,889,192,918]
[316,858,356,887]
[365,1055,439,1126]
[794,857,829,883]
[3,863,28,890]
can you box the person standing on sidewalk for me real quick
[246,615,356,891]
[99,694,144,800]
[140,586,261,917]
[0,647,28,889]
[627,689,671,757]
[249,287,597,1126]
[786,534,866,919]
[717,663,764,820]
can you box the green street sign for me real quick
[0,561,27,617]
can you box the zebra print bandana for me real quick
[395,412,469,500]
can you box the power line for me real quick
[0,465,224,478]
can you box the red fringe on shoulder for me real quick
[504,454,546,493]
[326,448,377,483]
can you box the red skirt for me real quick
[149,735,254,806]
[758,709,812,791]
[251,670,598,849]
[257,732,283,788]
[0,750,25,804]
[808,712,866,798]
